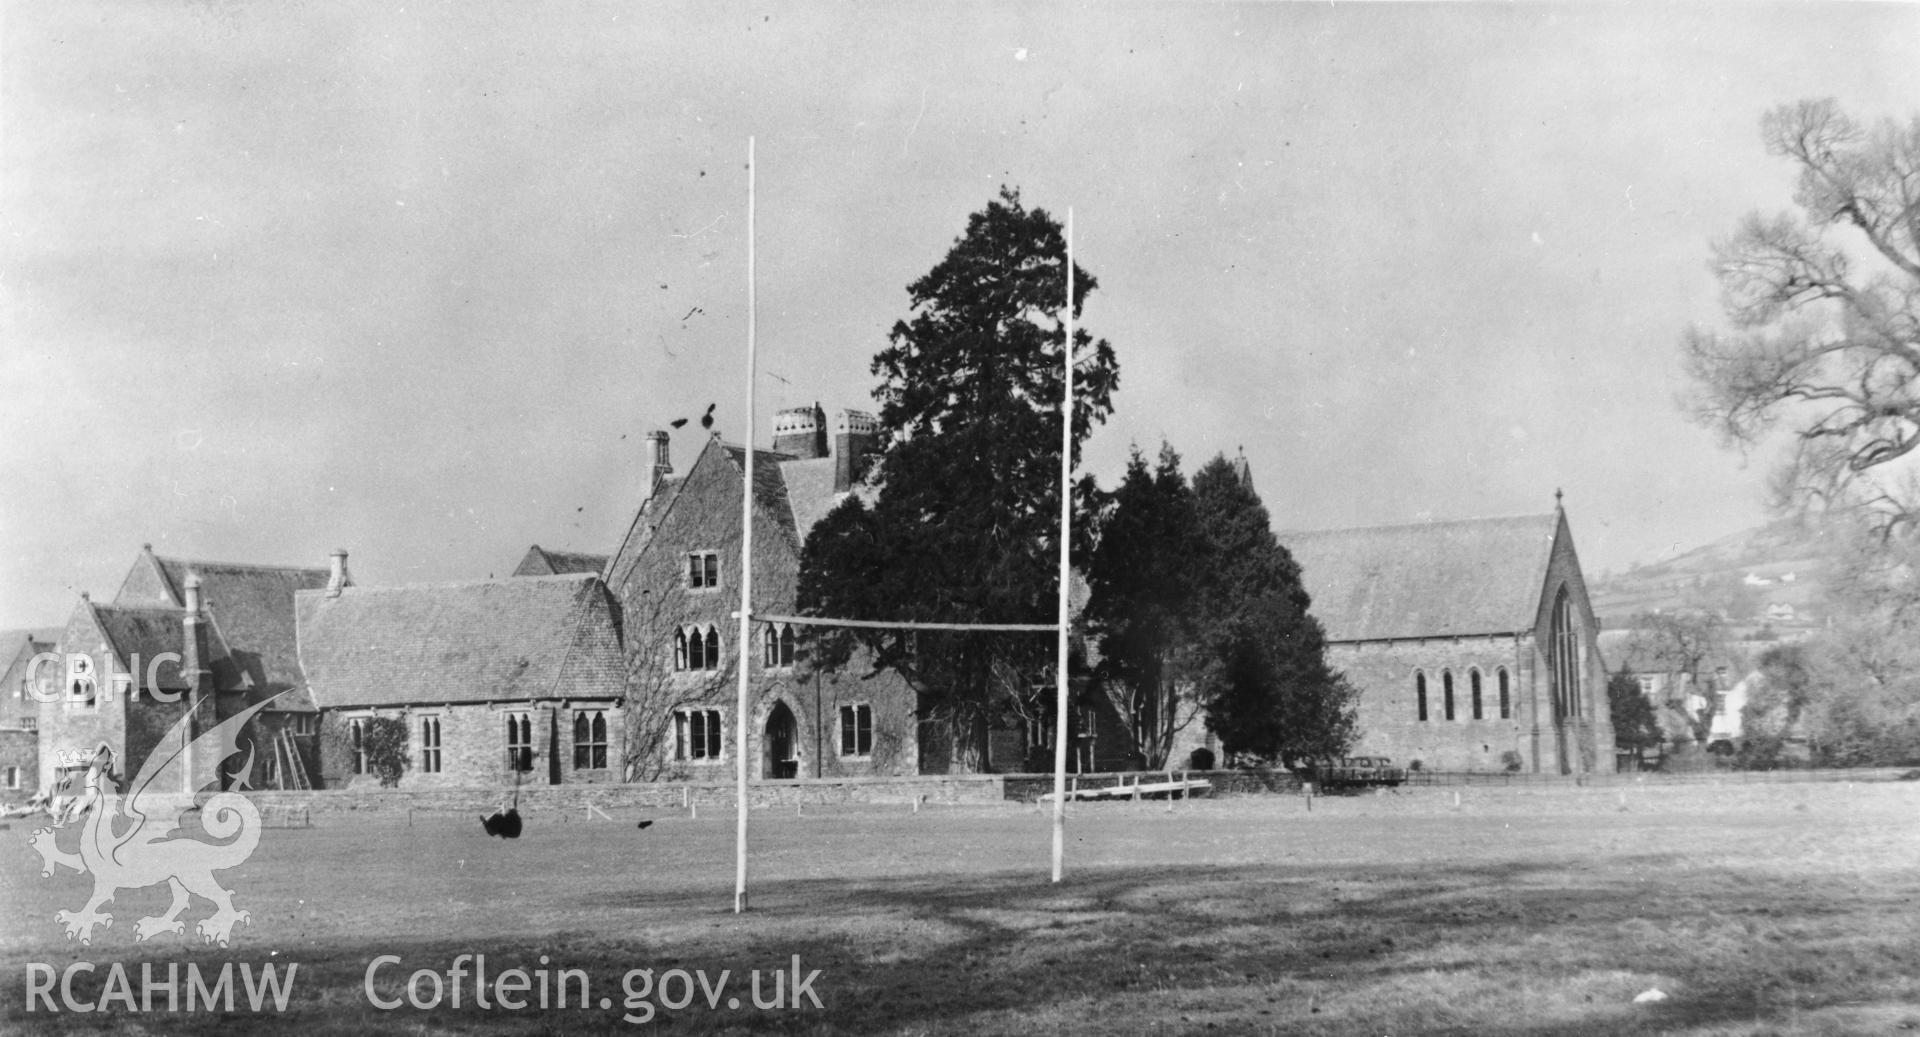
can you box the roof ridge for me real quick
[158,556,330,574]
[297,573,597,595]
[721,441,800,463]
[90,602,192,615]
[1279,511,1557,539]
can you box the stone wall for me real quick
[190,773,1010,818]
[0,728,35,800]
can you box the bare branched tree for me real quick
[1625,610,1735,748]
[1683,99,1920,535]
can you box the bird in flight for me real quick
[669,417,689,429]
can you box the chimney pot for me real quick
[181,574,208,690]
[327,550,349,597]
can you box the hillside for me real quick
[1587,520,1846,629]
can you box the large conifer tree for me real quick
[798,188,1119,771]
[1189,455,1357,766]
[1084,443,1205,768]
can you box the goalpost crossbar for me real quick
[746,612,1058,633]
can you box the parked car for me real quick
[1300,755,1407,789]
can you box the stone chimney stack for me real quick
[327,549,350,598]
[832,410,880,492]
[646,429,673,492]
[181,573,207,688]
[772,404,828,459]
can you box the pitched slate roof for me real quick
[112,551,331,706]
[722,444,801,551]
[514,545,611,577]
[1279,513,1561,643]
[776,456,883,549]
[295,574,625,709]
[1,632,57,674]
[87,603,237,691]
[778,457,842,545]
[606,472,683,584]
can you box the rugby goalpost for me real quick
[732,138,1075,913]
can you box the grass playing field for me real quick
[2,779,1917,1035]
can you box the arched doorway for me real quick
[764,701,798,779]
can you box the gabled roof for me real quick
[514,545,610,578]
[722,444,801,551]
[604,429,885,590]
[1279,513,1561,643]
[607,472,683,585]
[776,457,841,547]
[113,548,330,700]
[295,574,625,709]
[86,602,237,691]
[777,456,881,549]
[1,631,58,671]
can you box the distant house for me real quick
[1279,502,1615,775]
[37,546,332,795]
[512,545,609,578]
[296,572,626,788]
[1598,631,1749,751]
[0,632,57,800]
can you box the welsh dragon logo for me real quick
[30,697,278,947]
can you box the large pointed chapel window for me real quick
[1550,586,1582,720]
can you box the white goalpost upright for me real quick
[1051,208,1073,884]
[729,141,1076,908]
[736,135,756,915]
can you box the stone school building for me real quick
[296,571,627,788]
[34,546,330,796]
[601,407,926,783]
[287,404,924,789]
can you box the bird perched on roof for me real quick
[699,403,717,430]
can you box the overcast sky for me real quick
[3,2,1918,628]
